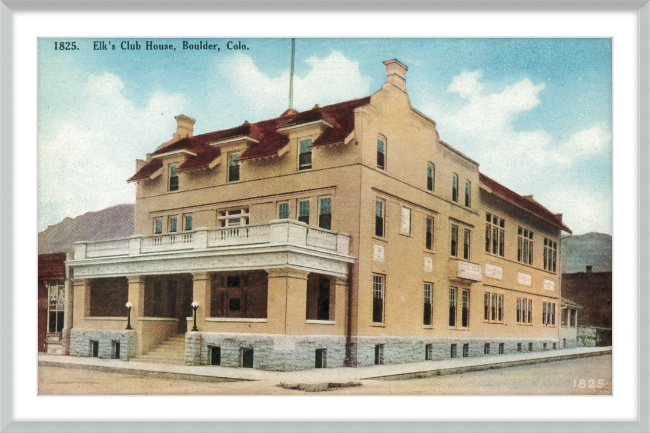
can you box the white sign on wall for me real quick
[424,257,433,272]
[543,279,555,291]
[400,207,411,233]
[457,261,482,281]
[484,263,503,280]
[373,244,385,262]
[517,272,532,286]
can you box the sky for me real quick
[38,38,612,235]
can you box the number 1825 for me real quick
[574,379,606,388]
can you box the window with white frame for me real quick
[450,224,459,257]
[485,213,505,257]
[464,180,471,207]
[400,207,411,234]
[169,215,178,233]
[298,138,312,170]
[372,274,385,323]
[297,199,310,224]
[183,214,193,231]
[452,173,459,202]
[449,288,457,327]
[153,217,163,234]
[318,196,332,230]
[277,202,289,219]
[423,283,433,326]
[544,238,557,272]
[218,208,249,228]
[484,292,504,323]
[169,164,179,191]
[463,228,471,260]
[375,198,386,237]
[47,280,65,334]
[425,217,434,251]
[377,137,386,170]
[228,152,240,182]
[516,297,533,324]
[461,289,470,328]
[427,163,435,192]
[542,301,556,326]
[518,227,534,265]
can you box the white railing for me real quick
[141,232,194,253]
[74,220,350,259]
[207,225,271,247]
[86,239,130,257]
[306,227,338,251]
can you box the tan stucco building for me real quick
[66,59,572,370]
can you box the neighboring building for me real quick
[38,204,134,354]
[560,297,582,349]
[66,59,571,370]
[562,267,612,347]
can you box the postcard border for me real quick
[2,1,649,433]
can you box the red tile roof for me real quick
[38,253,66,281]
[480,173,572,233]
[128,96,372,180]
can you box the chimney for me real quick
[173,114,195,140]
[383,59,408,92]
[586,265,593,273]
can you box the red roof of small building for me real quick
[128,96,372,181]
[480,173,572,233]
[38,253,67,281]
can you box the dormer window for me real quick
[298,138,312,170]
[169,164,179,191]
[228,152,240,182]
[377,137,386,170]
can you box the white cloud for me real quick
[220,51,372,117]
[448,70,484,100]
[38,72,186,230]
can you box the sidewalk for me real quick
[38,346,611,388]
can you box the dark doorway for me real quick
[315,348,326,368]
[242,348,254,368]
[113,341,121,359]
[91,340,99,357]
[210,347,221,366]
[317,277,330,320]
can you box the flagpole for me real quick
[289,38,295,110]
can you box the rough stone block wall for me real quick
[577,327,597,347]
[70,329,136,360]
[185,332,347,371]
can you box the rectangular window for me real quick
[377,137,386,170]
[463,343,469,358]
[543,302,547,325]
[298,199,310,224]
[517,343,522,352]
[400,207,411,234]
[374,344,384,365]
[277,202,289,219]
[461,289,470,328]
[91,340,99,357]
[529,342,534,351]
[228,152,240,182]
[450,224,459,257]
[47,281,65,334]
[427,163,435,191]
[517,297,533,324]
[218,208,249,228]
[210,346,221,366]
[543,238,558,272]
[463,228,471,260]
[169,215,178,233]
[484,343,490,355]
[318,196,332,230]
[499,343,505,354]
[153,217,163,234]
[423,283,433,326]
[315,348,326,368]
[241,348,254,368]
[448,288,457,327]
[485,292,505,323]
[375,198,385,237]
[464,180,471,207]
[425,344,433,361]
[298,138,313,170]
[425,217,434,250]
[450,344,457,358]
[372,274,385,323]
[452,173,459,202]
[169,163,179,191]
[183,214,193,231]
[517,227,534,265]
[485,213,505,257]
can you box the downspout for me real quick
[345,261,353,366]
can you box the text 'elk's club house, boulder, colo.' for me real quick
[64,59,572,371]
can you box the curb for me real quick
[367,349,612,381]
[38,360,245,384]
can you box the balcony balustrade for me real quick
[73,220,350,260]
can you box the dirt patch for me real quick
[278,381,362,392]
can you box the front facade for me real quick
[67,59,572,370]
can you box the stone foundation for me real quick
[70,329,137,360]
[185,332,347,371]
[184,332,561,371]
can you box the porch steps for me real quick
[134,335,187,365]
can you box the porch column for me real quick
[333,276,348,325]
[284,269,309,335]
[191,273,211,329]
[71,279,88,329]
[127,276,145,355]
[62,252,74,355]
